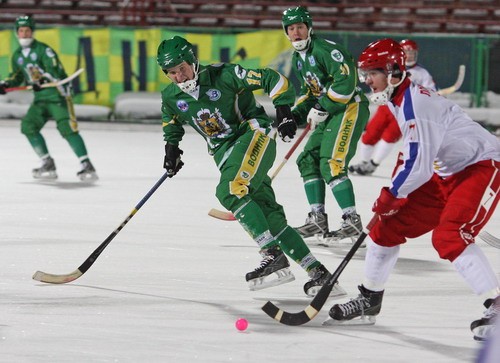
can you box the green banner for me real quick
[0,28,291,107]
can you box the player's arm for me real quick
[229,64,296,107]
[317,51,357,113]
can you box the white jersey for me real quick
[407,64,436,91]
[387,80,500,198]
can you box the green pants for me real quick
[215,129,288,239]
[20,98,88,160]
[297,101,369,183]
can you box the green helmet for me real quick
[157,36,197,70]
[15,15,35,31]
[281,6,313,33]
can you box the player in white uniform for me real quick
[328,38,500,342]
[349,39,436,176]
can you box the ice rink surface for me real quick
[1,120,498,363]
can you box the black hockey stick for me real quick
[261,214,379,326]
[32,171,170,284]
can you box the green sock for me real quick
[304,178,325,205]
[66,133,88,160]
[276,226,320,272]
[331,178,356,210]
[27,134,49,158]
[234,200,278,249]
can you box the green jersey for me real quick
[5,39,69,102]
[161,63,295,160]
[291,35,368,122]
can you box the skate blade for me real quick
[312,235,364,248]
[306,283,347,299]
[32,171,58,180]
[322,315,376,326]
[248,268,295,291]
[78,172,99,182]
[472,325,495,341]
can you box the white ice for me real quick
[1,120,498,363]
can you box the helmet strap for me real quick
[369,71,406,105]
[290,27,313,51]
[177,61,199,93]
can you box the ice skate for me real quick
[323,285,384,326]
[295,212,328,238]
[321,213,363,245]
[77,160,98,182]
[303,264,347,298]
[246,245,295,291]
[470,297,499,341]
[32,156,57,180]
[349,160,377,175]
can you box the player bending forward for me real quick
[156,36,346,298]
[349,39,436,176]
[327,39,500,342]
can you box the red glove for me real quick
[372,187,406,218]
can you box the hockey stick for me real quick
[478,231,500,249]
[208,124,312,221]
[5,68,84,92]
[261,214,379,326]
[32,171,170,284]
[438,65,465,96]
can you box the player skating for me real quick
[326,39,500,342]
[156,36,346,298]
[0,16,97,181]
[281,6,370,244]
[349,39,436,176]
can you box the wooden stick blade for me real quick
[208,208,236,221]
[32,269,83,284]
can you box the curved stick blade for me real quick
[32,269,83,284]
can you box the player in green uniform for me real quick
[282,6,370,243]
[156,35,346,297]
[0,16,97,181]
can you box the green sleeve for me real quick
[161,92,185,145]
[316,48,357,114]
[226,64,296,107]
[5,53,25,86]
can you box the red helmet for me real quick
[399,39,418,51]
[357,38,406,76]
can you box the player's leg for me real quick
[21,104,57,179]
[50,99,98,181]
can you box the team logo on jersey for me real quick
[176,100,189,112]
[296,60,302,71]
[206,89,221,101]
[45,48,55,58]
[234,65,247,79]
[308,56,316,66]
[193,108,229,137]
[331,49,344,62]
[27,64,43,82]
[304,71,323,97]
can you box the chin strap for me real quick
[369,71,407,105]
[290,28,313,51]
[178,62,199,93]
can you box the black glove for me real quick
[32,82,43,92]
[0,81,8,95]
[163,143,184,177]
[276,105,297,142]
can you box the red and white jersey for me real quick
[387,78,500,198]
[407,64,436,91]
